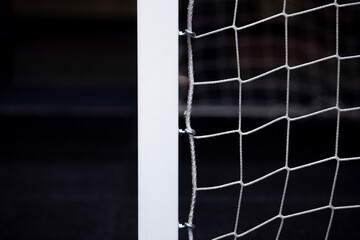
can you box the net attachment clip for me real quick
[179,222,195,229]
[179,128,196,136]
[179,29,196,38]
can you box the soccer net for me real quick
[179,0,360,239]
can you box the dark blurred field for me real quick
[0,116,138,240]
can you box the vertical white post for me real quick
[138,0,178,239]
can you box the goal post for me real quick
[137,0,179,239]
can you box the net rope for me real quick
[182,0,360,239]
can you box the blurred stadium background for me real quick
[0,0,137,239]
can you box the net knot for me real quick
[179,29,196,38]
[179,128,196,136]
[179,222,195,229]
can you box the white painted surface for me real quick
[138,0,178,239]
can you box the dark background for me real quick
[0,0,137,239]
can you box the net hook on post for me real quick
[179,29,196,38]
[179,128,196,136]
[179,222,195,229]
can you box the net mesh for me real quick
[180,0,360,239]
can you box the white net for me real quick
[180,0,360,239]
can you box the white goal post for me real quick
[138,0,179,239]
